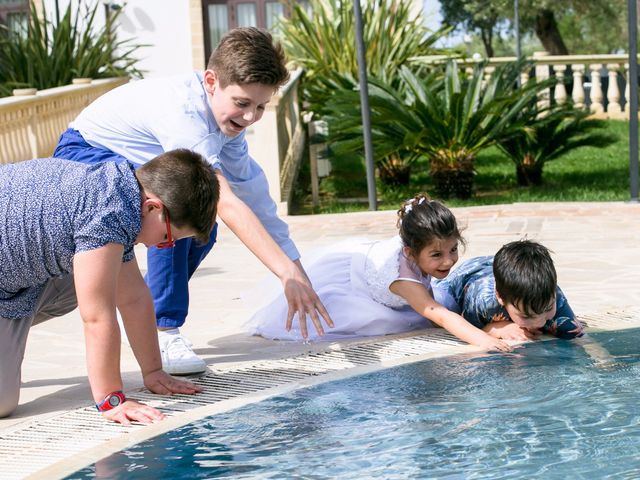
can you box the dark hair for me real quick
[493,240,557,316]
[206,27,290,88]
[135,149,219,243]
[396,193,465,255]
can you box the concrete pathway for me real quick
[2,201,640,435]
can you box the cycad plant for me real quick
[0,0,143,96]
[497,104,617,186]
[325,60,555,198]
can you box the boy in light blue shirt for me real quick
[54,27,333,375]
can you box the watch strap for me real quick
[95,391,126,412]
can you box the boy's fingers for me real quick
[308,309,324,336]
[171,379,202,393]
[298,310,308,339]
[285,308,294,331]
[315,301,333,328]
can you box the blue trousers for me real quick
[54,128,218,328]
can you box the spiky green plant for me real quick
[0,1,143,96]
[497,104,618,186]
[324,60,556,198]
[276,0,452,116]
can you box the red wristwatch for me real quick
[95,391,126,412]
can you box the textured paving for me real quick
[2,201,640,437]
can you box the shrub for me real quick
[0,1,143,96]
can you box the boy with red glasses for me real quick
[0,149,220,425]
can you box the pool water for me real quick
[70,329,640,479]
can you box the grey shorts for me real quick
[0,276,77,417]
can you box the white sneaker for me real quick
[158,330,207,375]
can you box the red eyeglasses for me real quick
[156,208,175,249]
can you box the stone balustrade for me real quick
[0,78,129,165]
[458,53,636,119]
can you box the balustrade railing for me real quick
[0,78,129,165]
[457,53,637,119]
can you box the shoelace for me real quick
[162,334,195,358]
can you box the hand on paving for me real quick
[477,335,513,353]
[102,399,165,425]
[143,369,203,395]
[282,270,334,339]
[488,321,540,341]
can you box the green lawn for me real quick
[291,120,635,214]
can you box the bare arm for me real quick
[74,245,197,426]
[74,244,162,424]
[389,280,512,352]
[116,257,202,396]
[215,172,333,338]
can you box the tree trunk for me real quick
[480,27,494,58]
[534,9,569,55]
[516,162,544,186]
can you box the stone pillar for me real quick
[606,63,622,117]
[553,64,567,105]
[571,64,585,109]
[589,64,605,115]
[533,51,551,111]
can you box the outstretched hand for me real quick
[282,264,333,339]
[143,369,203,396]
[102,399,165,425]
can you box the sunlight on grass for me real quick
[292,120,634,214]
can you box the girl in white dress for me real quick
[246,194,511,352]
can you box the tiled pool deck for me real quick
[2,201,640,477]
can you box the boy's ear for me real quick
[141,197,163,215]
[495,290,504,306]
[203,69,218,95]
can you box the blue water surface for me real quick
[69,329,640,479]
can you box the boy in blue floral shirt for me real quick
[433,240,584,341]
[0,149,219,424]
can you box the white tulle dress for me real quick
[244,236,435,341]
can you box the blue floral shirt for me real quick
[432,256,584,339]
[0,158,141,320]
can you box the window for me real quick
[236,2,256,27]
[202,0,291,63]
[0,0,27,35]
[265,1,284,30]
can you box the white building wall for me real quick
[42,0,195,78]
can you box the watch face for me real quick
[108,395,122,407]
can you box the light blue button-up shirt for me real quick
[71,72,299,260]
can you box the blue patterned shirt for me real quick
[0,158,141,320]
[432,256,583,339]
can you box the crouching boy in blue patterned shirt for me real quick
[0,149,219,424]
[433,240,584,341]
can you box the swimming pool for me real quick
[69,329,640,479]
